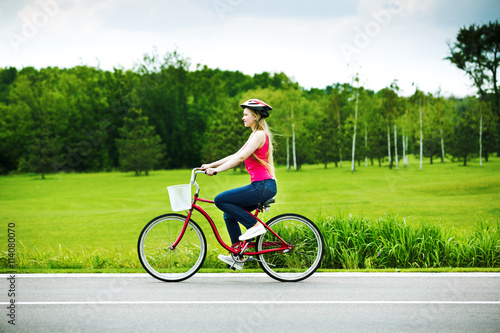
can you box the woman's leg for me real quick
[222,212,243,245]
[215,184,259,243]
[215,180,277,244]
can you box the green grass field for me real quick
[1,157,499,271]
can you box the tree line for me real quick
[0,21,498,178]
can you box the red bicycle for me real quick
[137,168,324,282]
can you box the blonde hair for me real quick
[249,109,276,179]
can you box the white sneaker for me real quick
[218,254,244,271]
[239,223,266,241]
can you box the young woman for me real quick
[200,99,277,270]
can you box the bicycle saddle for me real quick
[257,198,275,212]
[261,198,275,206]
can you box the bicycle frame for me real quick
[170,169,292,256]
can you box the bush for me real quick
[317,214,500,269]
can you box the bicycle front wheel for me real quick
[138,214,207,282]
[256,214,324,282]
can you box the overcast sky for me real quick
[1,0,499,97]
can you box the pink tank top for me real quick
[245,134,272,182]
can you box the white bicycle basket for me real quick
[167,184,192,211]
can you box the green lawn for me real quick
[1,157,499,256]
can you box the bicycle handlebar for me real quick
[190,168,217,196]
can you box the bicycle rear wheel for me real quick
[256,214,324,282]
[138,214,206,282]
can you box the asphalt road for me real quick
[1,273,499,333]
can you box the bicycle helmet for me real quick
[240,99,273,118]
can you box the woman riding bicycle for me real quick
[200,99,277,270]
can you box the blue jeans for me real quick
[214,179,277,245]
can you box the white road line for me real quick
[2,301,500,305]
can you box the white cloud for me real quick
[0,0,496,97]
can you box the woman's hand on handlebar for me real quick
[197,165,217,176]
[205,167,218,176]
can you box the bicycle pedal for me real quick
[227,264,236,271]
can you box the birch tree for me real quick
[316,100,336,169]
[394,124,398,169]
[364,124,368,167]
[420,92,445,165]
[328,84,351,167]
[420,99,423,170]
[402,127,407,167]
[292,105,297,170]
[479,106,483,166]
[379,82,400,169]
[435,93,446,163]
[351,82,359,173]
[364,93,386,166]
[409,89,426,169]
[399,105,410,168]
[474,99,495,165]
[477,100,497,162]
[286,137,290,171]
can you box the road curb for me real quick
[2,272,499,278]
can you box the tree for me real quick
[0,67,17,104]
[0,67,19,173]
[378,82,402,169]
[396,98,412,167]
[136,49,192,169]
[326,83,353,167]
[448,98,479,166]
[447,21,500,155]
[107,68,140,166]
[351,76,360,173]
[473,99,497,164]
[421,93,444,165]
[58,66,113,172]
[408,89,427,169]
[312,91,336,169]
[5,68,65,178]
[5,48,500,174]
[362,92,386,166]
[26,127,61,179]
[480,103,498,162]
[432,92,453,163]
[116,108,164,176]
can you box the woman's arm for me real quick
[201,144,245,168]
[201,154,235,169]
[206,131,265,175]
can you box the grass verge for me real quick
[2,214,498,272]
